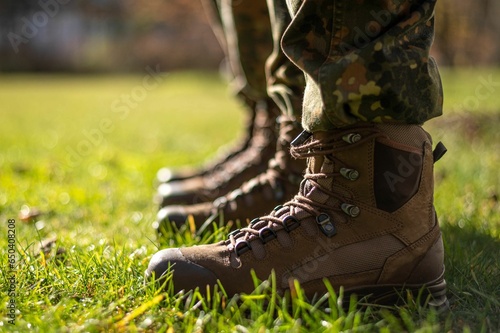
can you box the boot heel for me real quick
[423,278,449,312]
[348,275,449,311]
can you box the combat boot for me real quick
[147,124,448,307]
[153,115,306,234]
[156,99,258,184]
[156,100,279,207]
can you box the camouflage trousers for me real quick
[201,0,304,116]
[203,0,443,131]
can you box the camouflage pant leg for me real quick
[201,0,274,102]
[265,0,305,118]
[281,0,443,131]
[200,1,227,55]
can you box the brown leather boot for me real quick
[156,100,279,207]
[156,99,258,184]
[153,115,306,234]
[147,124,448,307]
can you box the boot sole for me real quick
[343,275,449,312]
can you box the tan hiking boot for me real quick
[156,99,258,184]
[153,115,306,234]
[147,124,448,307]
[156,100,279,207]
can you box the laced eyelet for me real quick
[227,228,240,239]
[340,168,359,180]
[250,218,261,226]
[342,133,362,144]
[341,203,360,217]
[316,213,336,237]
[282,215,300,232]
[259,227,277,244]
[273,205,283,212]
[234,240,252,256]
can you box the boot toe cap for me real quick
[157,182,185,200]
[154,206,188,231]
[146,248,218,293]
[156,167,175,183]
[156,167,200,183]
[156,180,207,206]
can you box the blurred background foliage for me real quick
[0,0,499,73]
[0,0,222,72]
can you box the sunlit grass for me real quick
[0,69,498,332]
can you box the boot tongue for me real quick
[303,155,335,207]
[309,155,324,174]
[308,131,332,174]
[302,131,346,208]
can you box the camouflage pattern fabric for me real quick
[202,0,442,131]
[265,0,305,118]
[201,0,304,118]
[281,0,443,131]
[201,0,273,102]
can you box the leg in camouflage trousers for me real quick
[155,0,307,231]
[282,0,442,130]
[156,0,280,207]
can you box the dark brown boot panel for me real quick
[374,141,423,213]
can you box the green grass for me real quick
[0,68,499,332]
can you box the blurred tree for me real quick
[0,0,498,71]
[434,0,500,66]
[120,0,224,70]
[0,0,223,72]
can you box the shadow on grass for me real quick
[441,223,499,332]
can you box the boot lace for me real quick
[203,116,276,191]
[227,125,387,257]
[212,117,303,212]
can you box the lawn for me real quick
[0,69,499,332]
